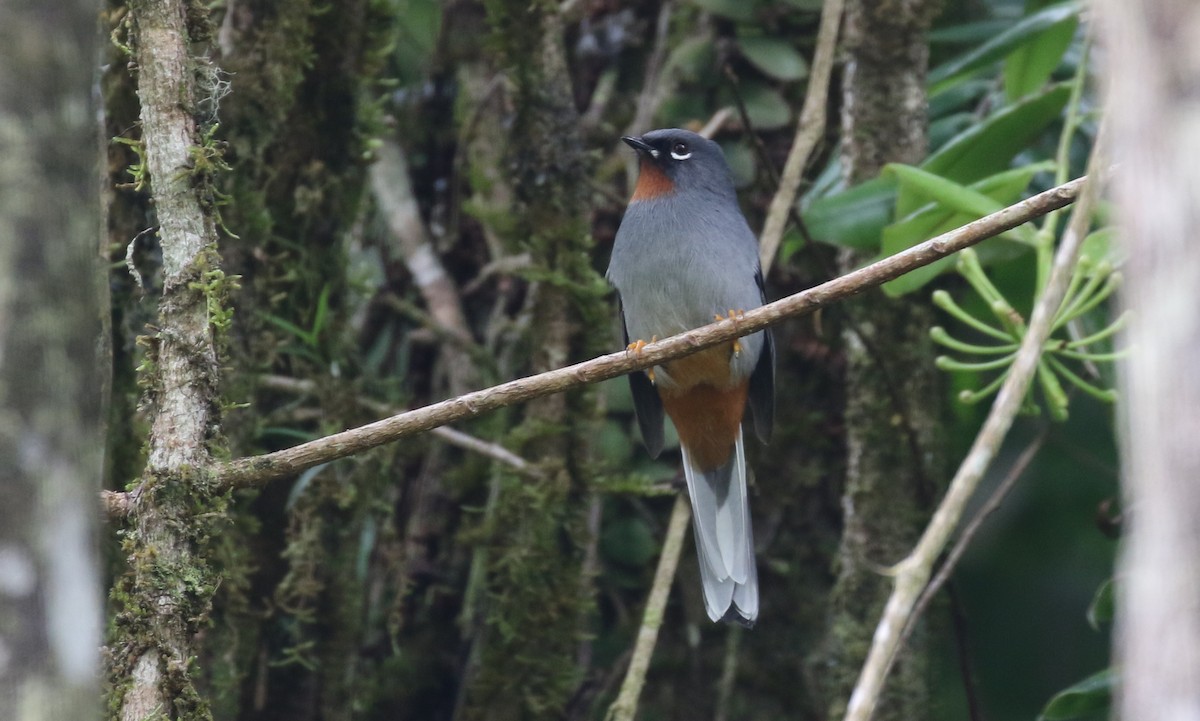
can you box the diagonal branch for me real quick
[102,176,1083,512]
[841,166,1101,721]
[758,0,845,271]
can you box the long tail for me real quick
[681,427,758,626]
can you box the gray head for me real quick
[622,128,737,202]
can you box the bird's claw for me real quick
[714,310,747,355]
[627,336,658,383]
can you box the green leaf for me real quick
[665,37,716,82]
[929,2,1080,95]
[734,82,792,130]
[896,84,1070,217]
[600,517,659,567]
[720,140,757,187]
[929,19,1013,45]
[888,162,1051,235]
[887,164,1010,218]
[597,420,634,464]
[1039,668,1113,720]
[1005,13,1078,101]
[737,37,809,81]
[929,79,993,120]
[880,165,1050,295]
[802,176,897,250]
[1079,227,1122,266]
[691,0,757,22]
[1086,578,1114,629]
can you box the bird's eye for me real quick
[670,142,692,161]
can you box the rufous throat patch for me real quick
[630,160,675,201]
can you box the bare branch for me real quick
[371,139,473,344]
[604,496,691,721]
[898,427,1049,651]
[214,176,1085,491]
[257,374,540,477]
[98,176,1082,515]
[842,168,1100,721]
[759,0,845,271]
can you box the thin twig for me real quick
[842,168,1100,721]
[371,141,472,343]
[759,0,846,270]
[627,1,675,137]
[947,583,986,721]
[99,176,1083,513]
[624,1,677,189]
[257,374,539,478]
[699,107,735,139]
[898,427,1049,653]
[604,495,691,721]
[714,625,744,721]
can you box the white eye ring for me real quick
[670,149,692,161]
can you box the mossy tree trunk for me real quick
[455,1,607,718]
[104,0,228,719]
[816,0,944,718]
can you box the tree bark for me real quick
[818,0,943,718]
[455,2,605,718]
[106,2,225,719]
[0,0,104,719]
[1100,2,1200,718]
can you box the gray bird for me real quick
[607,128,774,626]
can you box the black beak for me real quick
[622,136,655,155]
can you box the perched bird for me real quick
[607,128,774,626]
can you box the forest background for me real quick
[3,0,1195,720]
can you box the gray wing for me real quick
[620,297,665,458]
[745,269,774,444]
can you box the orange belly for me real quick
[659,343,747,471]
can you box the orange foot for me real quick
[714,310,747,355]
[626,336,658,383]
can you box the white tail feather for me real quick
[682,428,758,624]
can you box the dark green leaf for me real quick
[735,82,792,130]
[1005,14,1078,101]
[1086,578,1114,629]
[665,37,716,82]
[1039,668,1113,720]
[929,79,993,120]
[738,37,809,81]
[597,420,634,464]
[720,140,757,187]
[602,377,633,413]
[802,176,897,250]
[600,517,659,567]
[898,84,1070,216]
[929,3,1080,94]
[691,0,757,22]
[929,19,1013,45]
